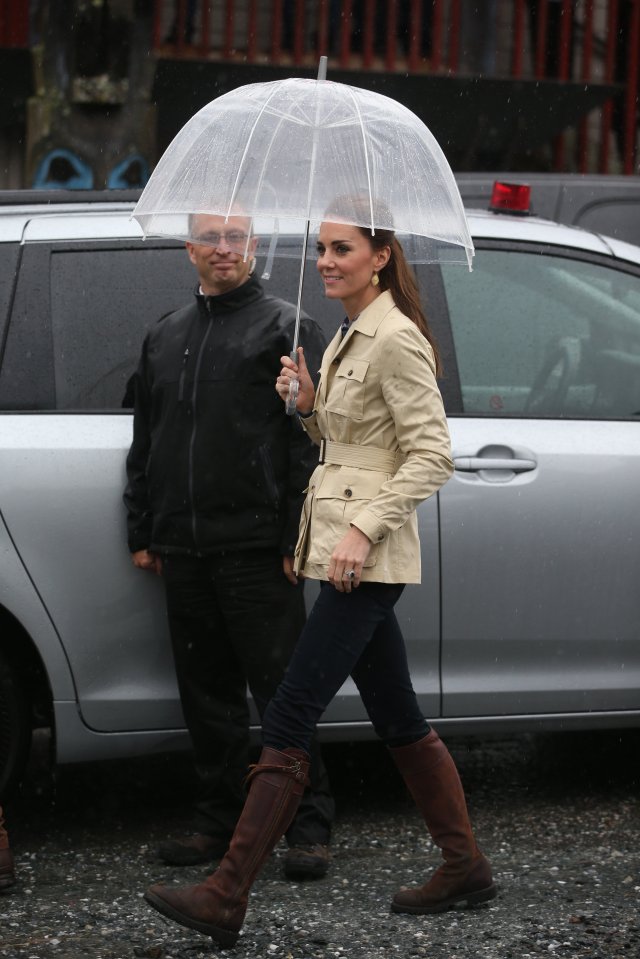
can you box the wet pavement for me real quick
[1,728,639,958]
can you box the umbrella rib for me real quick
[225,84,287,219]
[248,109,294,225]
[291,76,327,353]
[260,105,313,127]
[343,86,375,232]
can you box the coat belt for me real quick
[318,439,400,473]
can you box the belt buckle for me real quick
[319,438,326,464]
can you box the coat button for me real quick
[344,488,352,497]
[347,369,353,376]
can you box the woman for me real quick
[0,806,15,891]
[144,219,496,946]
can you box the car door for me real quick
[0,227,195,732]
[437,240,640,720]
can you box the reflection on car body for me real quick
[0,187,639,794]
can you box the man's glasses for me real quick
[193,231,249,252]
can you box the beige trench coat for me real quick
[294,290,453,584]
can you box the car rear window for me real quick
[49,246,194,410]
[0,243,194,411]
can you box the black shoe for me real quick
[0,847,15,891]
[157,832,230,866]
[283,843,331,880]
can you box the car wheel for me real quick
[0,649,31,798]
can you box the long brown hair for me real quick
[324,195,443,375]
[360,226,442,377]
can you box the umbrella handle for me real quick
[285,349,299,416]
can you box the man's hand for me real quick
[282,555,299,585]
[132,549,163,575]
[327,526,372,592]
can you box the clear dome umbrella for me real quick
[133,58,473,412]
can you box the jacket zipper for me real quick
[188,313,213,547]
[177,348,190,402]
[259,444,280,507]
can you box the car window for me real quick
[51,246,195,410]
[0,243,20,331]
[442,248,640,418]
[0,243,195,412]
[0,244,55,409]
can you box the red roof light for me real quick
[489,181,531,215]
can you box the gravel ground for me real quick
[1,729,639,959]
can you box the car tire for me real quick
[0,649,31,798]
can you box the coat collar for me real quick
[318,291,397,406]
[325,290,396,362]
[348,290,396,338]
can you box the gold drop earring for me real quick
[371,271,379,287]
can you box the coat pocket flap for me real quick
[335,358,369,383]
[315,468,385,501]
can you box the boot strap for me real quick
[245,758,306,786]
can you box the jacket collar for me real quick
[195,274,264,315]
[325,290,396,361]
[350,290,396,337]
[318,291,397,406]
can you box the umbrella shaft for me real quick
[292,218,311,353]
[292,57,326,353]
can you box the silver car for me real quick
[1,189,639,795]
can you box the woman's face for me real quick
[316,222,389,315]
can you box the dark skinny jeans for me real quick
[262,581,430,753]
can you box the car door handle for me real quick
[453,457,536,473]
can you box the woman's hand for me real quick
[328,525,372,592]
[275,346,316,415]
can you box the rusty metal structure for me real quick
[0,0,638,186]
[153,0,640,175]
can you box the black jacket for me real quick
[124,275,327,556]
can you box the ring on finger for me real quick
[343,569,356,581]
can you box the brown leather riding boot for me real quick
[389,730,496,914]
[0,805,16,891]
[145,746,309,946]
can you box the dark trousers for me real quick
[0,806,8,848]
[263,582,430,753]
[163,550,334,846]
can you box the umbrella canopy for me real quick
[133,74,473,269]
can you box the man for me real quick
[124,213,334,879]
[0,806,15,891]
